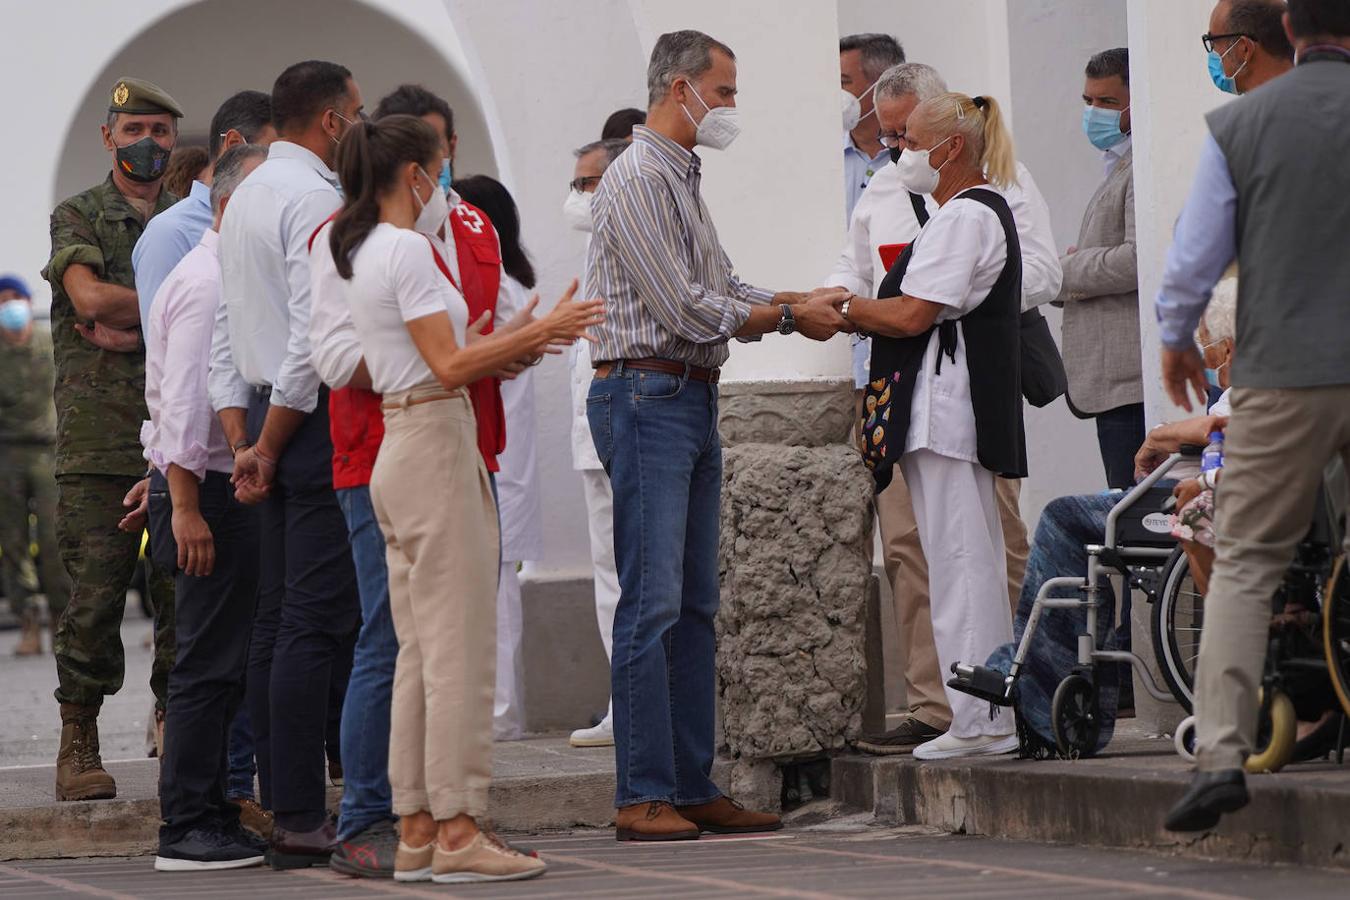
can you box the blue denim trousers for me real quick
[335,485,398,839]
[587,363,722,808]
[225,705,256,800]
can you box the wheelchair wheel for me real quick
[1051,674,1100,758]
[1174,715,1197,762]
[1152,548,1203,712]
[1245,688,1297,774]
[1324,557,1350,719]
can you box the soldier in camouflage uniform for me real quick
[41,77,183,801]
[0,275,69,656]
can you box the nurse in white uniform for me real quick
[842,92,1027,760]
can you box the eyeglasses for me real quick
[877,130,904,149]
[1201,32,1250,53]
[569,176,602,193]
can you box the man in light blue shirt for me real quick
[840,33,904,222]
[133,91,275,325]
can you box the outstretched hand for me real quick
[541,279,605,346]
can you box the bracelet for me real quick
[231,439,252,453]
[254,446,277,468]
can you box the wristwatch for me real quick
[840,298,852,321]
[776,303,796,335]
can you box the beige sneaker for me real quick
[393,841,434,882]
[431,831,546,884]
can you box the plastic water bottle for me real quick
[1201,431,1225,473]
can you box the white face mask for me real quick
[841,83,877,132]
[412,165,449,236]
[563,189,594,233]
[680,80,740,150]
[893,136,954,195]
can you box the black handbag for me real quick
[1019,307,1067,408]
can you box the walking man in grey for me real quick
[1158,0,1350,831]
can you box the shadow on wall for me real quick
[52,0,498,205]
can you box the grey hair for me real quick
[647,30,735,106]
[1203,277,1239,342]
[574,138,629,168]
[839,33,906,83]
[874,62,948,105]
[209,144,267,214]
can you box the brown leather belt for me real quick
[593,357,720,384]
[380,389,462,410]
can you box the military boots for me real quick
[55,703,116,801]
[13,609,42,656]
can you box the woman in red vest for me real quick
[327,115,600,884]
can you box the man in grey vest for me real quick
[1156,0,1350,832]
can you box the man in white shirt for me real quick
[208,59,364,865]
[562,138,629,749]
[142,144,268,871]
[827,62,1062,756]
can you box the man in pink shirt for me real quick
[141,144,269,872]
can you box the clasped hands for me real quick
[775,287,855,341]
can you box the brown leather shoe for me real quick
[614,801,700,842]
[231,797,275,840]
[14,609,42,656]
[676,796,782,834]
[55,704,116,801]
[267,821,337,870]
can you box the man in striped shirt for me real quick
[585,29,849,842]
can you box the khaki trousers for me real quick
[1195,385,1350,772]
[876,465,1028,730]
[370,387,500,820]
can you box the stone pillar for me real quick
[714,378,874,810]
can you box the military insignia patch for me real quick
[113,82,130,106]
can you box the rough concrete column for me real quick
[714,379,874,810]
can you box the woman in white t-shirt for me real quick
[842,93,1025,761]
[328,116,601,885]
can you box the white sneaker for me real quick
[912,731,1018,760]
[569,716,614,748]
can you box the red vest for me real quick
[316,204,505,490]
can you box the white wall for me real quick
[1127,0,1227,423]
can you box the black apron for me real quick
[859,187,1027,492]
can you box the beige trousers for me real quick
[1195,385,1350,772]
[876,465,1029,730]
[370,387,500,819]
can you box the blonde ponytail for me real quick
[912,92,1019,190]
[973,96,1017,189]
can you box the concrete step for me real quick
[0,737,617,860]
[831,722,1350,870]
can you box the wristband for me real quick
[231,439,252,453]
[253,446,277,469]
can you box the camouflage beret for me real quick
[108,77,184,118]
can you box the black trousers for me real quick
[245,388,360,830]
[152,470,259,845]
[1094,402,1146,490]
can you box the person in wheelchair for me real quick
[975,280,1236,756]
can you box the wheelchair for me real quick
[947,451,1194,757]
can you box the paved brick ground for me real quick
[0,826,1346,899]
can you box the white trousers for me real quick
[493,560,526,740]
[901,449,1015,738]
[582,469,620,723]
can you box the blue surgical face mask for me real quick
[0,298,33,332]
[1082,105,1128,150]
[1207,40,1248,94]
[1204,367,1221,388]
[439,158,453,194]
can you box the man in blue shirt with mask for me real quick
[1202,0,1294,97]
[133,91,276,324]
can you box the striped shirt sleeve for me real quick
[604,172,754,344]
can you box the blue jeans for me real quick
[335,485,397,839]
[587,363,722,808]
[225,705,256,800]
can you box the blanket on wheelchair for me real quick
[983,493,1127,758]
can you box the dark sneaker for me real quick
[155,827,265,872]
[330,820,399,879]
[855,718,944,755]
[225,818,270,854]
